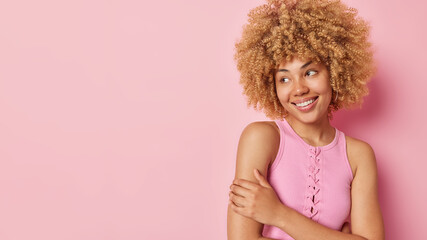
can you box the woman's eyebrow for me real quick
[277,61,313,72]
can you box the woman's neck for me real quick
[285,115,335,147]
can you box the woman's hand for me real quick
[229,169,285,227]
[229,169,354,236]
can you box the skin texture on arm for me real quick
[346,137,385,239]
[229,136,384,240]
[227,121,280,240]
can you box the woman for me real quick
[227,0,384,239]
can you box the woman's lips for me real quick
[292,97,318,111]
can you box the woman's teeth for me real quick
[295,99,315,107]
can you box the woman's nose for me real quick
[293,80,309,96]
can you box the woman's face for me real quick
[275,57,332,124]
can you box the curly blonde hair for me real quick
[235,0,375,119]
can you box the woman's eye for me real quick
[280,77,290,83]
[306,70,317,76]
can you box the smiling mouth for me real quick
[292,97,318,107]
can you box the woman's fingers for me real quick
[229,191,245,207]
[232,178,258,190]
[229,183,252,198]
[253,169,271,188]
[229,178,264,210]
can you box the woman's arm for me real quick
[230,137,384,240]
[230,170,368,240]
[346,137,385,239]
[227,122,280,240]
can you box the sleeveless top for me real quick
[262,119,353,239]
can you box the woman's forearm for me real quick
[275,205,368,240]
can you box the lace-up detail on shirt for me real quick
[262,120,353,239]
[304,147,322,221]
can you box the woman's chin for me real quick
[286,110,329,125]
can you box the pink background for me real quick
[0,0,426,239]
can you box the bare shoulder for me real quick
[235,121,280,179]
[345,136,375,160]
[228,122,281,240]
[345,136,377,178]
[240,121,280,143]
[240,121,280,158]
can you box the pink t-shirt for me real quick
[262,119,353,239]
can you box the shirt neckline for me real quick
[279,118,339,151]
